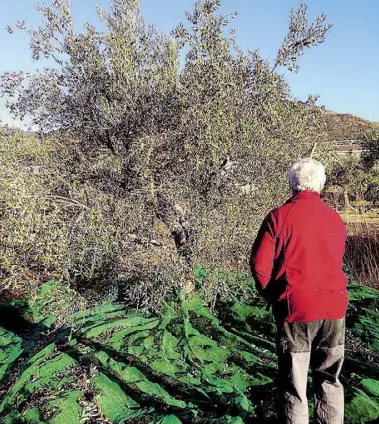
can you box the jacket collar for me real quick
[291,191,321,202]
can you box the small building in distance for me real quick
[333,140,365,159]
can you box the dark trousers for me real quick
[276,318,345,424]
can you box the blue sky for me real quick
[0,0,378,126]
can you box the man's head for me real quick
[289,158,326,194]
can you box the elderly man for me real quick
[250,158,348,424]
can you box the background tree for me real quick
[362,130,379,169]
[328,156,370,210]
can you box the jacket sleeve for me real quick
[250,212,277,298]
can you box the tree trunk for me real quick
[344,190,356,212]
[155,194,196,294]
[344,190,350,210]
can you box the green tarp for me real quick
[0,269,378,422]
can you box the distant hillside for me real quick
[2,111,378,143]
[321,110,379,141]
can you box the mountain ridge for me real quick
[320,109,379,141]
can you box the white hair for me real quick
[289,158,326,193]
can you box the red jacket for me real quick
[250,191,348,323]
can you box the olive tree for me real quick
[1,0,332,303]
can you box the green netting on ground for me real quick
[0,272,378,423]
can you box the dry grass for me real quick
[345,221,379,288]
[327,200,379,290]
[335,201,379,288]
